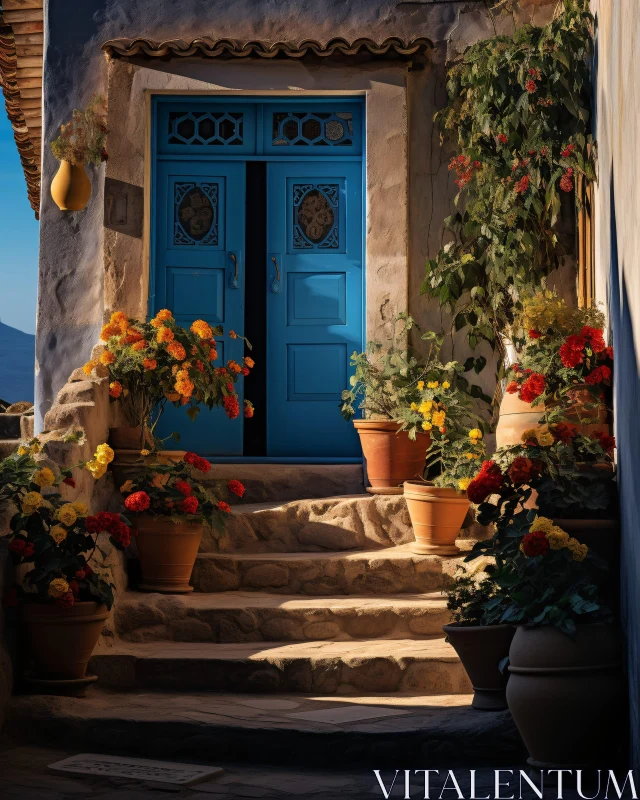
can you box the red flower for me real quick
[593,431,616,453]
[559,335,586,368]
[124,491,151,513]
[473,160,482,169]
[552,422,577,444]
[194,360,205,373]
[560,171,574,193]
[184,452,211,473]
[56,591,75,608]
[585,365,612,386]
[226,383,234,392]
[241,367,250,376]
[497,133,508,144]
[23,542,35,558]
[8,539,26,555]
[180,496,199,514]
[561,144,575,158]
[175,479,192,496]
[69,580,80,596]
[75,569,86,580]
[228,479,245,498]
[521,530,550,557]
[506,381,519,394]
[515,175,530,194]
[244,404,254,419]
[519,373,546,404]
[62,477,76,488]
[528,329,542,339]
[223,395,240,419]
[467,461,503,504]
[525,80,537,93]
[508,457,538,485]
[217,501,231,513]
[580,326,606,354]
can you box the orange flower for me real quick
[167,341,186,360]
[190,319,213,340]
[244,356,255,369]
[100,350,115,365]
[123,327,143,344]
[229,330,238,339]
[227,360,242,374]
[132,339,148,351]
[100,323,122,341]
[143,358,157,370]
[150,317,163,328]
[82,360,97,375]
[109,311,128,332]
[156,326,174,344]
[208,348,218,361]
[155,309,173,322]
[109,381,123,398]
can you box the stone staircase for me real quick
[7,464,522,767]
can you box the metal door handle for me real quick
[270,255,281,294]
[229,252,239,289]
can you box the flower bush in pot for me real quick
[1,440,132,686]
[50,93,107,211]
[83,309,253,452]
[442,565,515,712]
[119,451,244,593]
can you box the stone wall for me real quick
[36,0,558,430]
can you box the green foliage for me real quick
[422,0,596,360]
[50,94,108,166]
[446,565,499,625]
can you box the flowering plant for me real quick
[50,94,108,166]
[83,309,254,443]
[446,564,499,626]
[1,440,132,610]
[118,450,245,527]
[505,292,612,409]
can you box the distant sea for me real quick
[0,321,35,404]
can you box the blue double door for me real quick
[152,100,363,459]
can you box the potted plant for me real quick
[442,566,515,711]
[1,439,132,689]
[83,309,253,457]
[50,94,107,211]
[119,451,244,593]
[497,291,612,448]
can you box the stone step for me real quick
[202,493,415,554]
[191,545,462,595]
[7,689,524,767]
[205,463,365,504]
[0,412,21,438]
[90,639,472,694]
[114,589,451,643]
[0,439,19,458]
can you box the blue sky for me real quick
[0,112,39,335]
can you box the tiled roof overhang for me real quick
[0,2,43,219]
[101,36,433,61]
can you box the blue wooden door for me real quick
[152,161,246,454]
[266,163,363,457]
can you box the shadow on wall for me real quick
[608,176,639,769]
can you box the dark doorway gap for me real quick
[243,161,267,456]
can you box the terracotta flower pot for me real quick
[353,420,430,491]
[22,601,109,680]
[135,514,203,593]
[403,481,469,555]
[50,159,91,211]
[495,389,609,449]
[507,623,622,767]
[443,624,516,711]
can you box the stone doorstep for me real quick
[191,545,468,595]
[204,463,365,504]
[89,639,472,695]
[113,589,451,643]
[7,689,524,767]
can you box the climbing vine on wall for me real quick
[421,0,596,369]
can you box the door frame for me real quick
[148,95,366,463]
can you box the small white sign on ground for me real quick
[48,754,224,786]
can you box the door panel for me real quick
[152,161,246,455]
[266,163,362,457]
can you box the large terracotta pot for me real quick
[495,389,609,449]
[507,624,622,766]
[443,624,516,711]
[403,481,469,555]
[353,420,429,490]
[22,601,109,680]
[50,160,91,211]
[136,514,203,593]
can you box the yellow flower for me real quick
[17,446,28,456]
[47,578,69,598]
[427,381,439,389]
[56,504,77,527]
[140,449,151,457]
[464,452,476,460]
[190,319,213,340]
[535,428,554,447]
[410,402,418,411]
[22,491,43,509]
[30,441,41,454]
[546,528,570,550]
[521,428,538,444]
[417,381,425,391]
[566,537,588,562]
[530,516,554,534]
[82,360,97,375]
[458,478,471,491]
[50,524,68,544]
[468,428,483,441]
[71,501,88,517]
[85,460,107,480]
[120,480,135,493]
[422,421,433,431]
[100,350,115,365]
[432,410,446,427]
[419,400,433,415]
[95,443,115,466]
[442,381,451,390]
[33,467,55,488]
